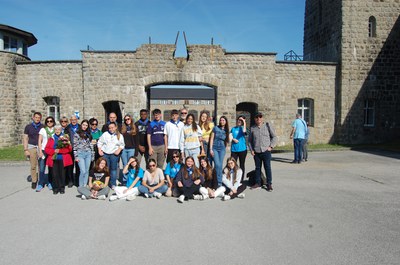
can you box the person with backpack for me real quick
[248,112,277,191]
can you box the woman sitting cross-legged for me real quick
[138,159,168,198]
[164,150,183,197]
[175,156,205,203]
[198,157,218,200]
[109,156,144,201]
[77,157,110,200]
[214,157,246,201]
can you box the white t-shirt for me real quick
[39,127,55,150]
[164,120,184,149]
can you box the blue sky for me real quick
[1,0,306,61]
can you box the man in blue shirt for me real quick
[290,113,308,164]
[147,109,166,169]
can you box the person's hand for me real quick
[24,150,30,157]
[177,181,183,188]
[231,188,237,194]
[267,147,273,152]
[232,139,239,143]
[75,157,80,162]
[39,150,44,158]
[98,149,104,156]
[210,150,214,157]
[149,187,154,193]
[55,149,59,154]
[114,149,121,155]
[229,191,234,196]
[148,147,154,156]
[251,151,255,156]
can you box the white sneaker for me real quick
[193,194,202,200]
[109,195,118,201]
[144,193,149,198]
[238,193,245,199]
[177,195,185,203]
[154,192,162,199]
[97,195,106,200]
[223,195,231,201]
[202,194,209,200]
[81,195,87,200]
[126,194,136,201]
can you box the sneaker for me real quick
[109,195,118,201]
[223,195,231,201]
[266,184,273,192]
[202,194,209,200]
[154,192,162,199]
[250,184,261,190]
[177,195,185,203]
[126,194,137,201]
[68,182,74,188]
[144,193,149,198]
[97,195,106,200]
[47,183,53,190]
[193,194,202,200]
[238,193,245,199]
[81,195,87,200]
[31,182,37,189]
[35,184,44,192]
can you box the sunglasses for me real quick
[91,123,98,126]
[46,120,54,123]
[173,155,179,158]
[149,164,156,168]
[61,120,68,123]
[255,116,263,119]
[124,118,131,121]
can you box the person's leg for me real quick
[77,186,92,198]
[155,184,168,194]
[189,148,201,168]
[253,152,262,186]
[138,185,149,197]
[77,151,90,187]
[183,184,200,199]
[38,156,48,187]
[303,140,308,161]
[230,185,247,199]
[238,150,247,179]
[155,145,166,169]
[52,161,61,192]
[213,147,223,187]
[214,186,226,198]
[97,186,110,197]
[293,139,301,163]
[59,163,66,193]
[107,154,119,187]
[28,148,38,185]
[262,151,272,186]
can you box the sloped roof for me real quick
[0,24,37,46]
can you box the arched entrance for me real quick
[102,100,125,124]
[236,102,258,127]
[146,83,217,121]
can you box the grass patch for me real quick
[0,145,26,161]
[274,143,350,152]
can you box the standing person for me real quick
[230,115,248,181]
[198,111,214,165]
[198,157,218,199]
[89,117,102,163]
[120,114,139,184]
[109,156,144,201]
[164,150,183,197]
[248,112,278,191]
[97,122,125,189]
[209,116,230,187]
[179,113,204,167]
[179,108,188,122]
[101,112,121,133]
[73,119,94,188]
[65,115,81,187]
[214,157,246,201]
[147,109,166,169]
[44,125,73,195]
[23,112,43,189]
[135,109,150,167]
[138,159,168,198]
[37,116,56,192]
[78,157,110,200]
[164,109,184,163]
[289,113,308,164]
[303,122,310,162]
[175,156,205,203]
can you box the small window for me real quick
[364,100,375,127]
[4,35,18,53]
[44,96,60,121]
[369,16,377,38]
[298,98,314,126]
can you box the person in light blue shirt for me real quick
[164,150,183,197]
[230,115,248,181]
[290,113,308,164]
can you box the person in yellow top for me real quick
[198,111,214,166]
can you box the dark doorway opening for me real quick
[236,102,258,127]
[102,100,124,124]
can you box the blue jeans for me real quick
[38,156,49,186]
[294,138,305,162]
[138,184,168,197]
[254,151,272,185]
[203,140,213,166]
[103,153,120,187]
[77,150,92,187]
[121,148,135,183]
[212,144,226,187]
[184,147,200,167]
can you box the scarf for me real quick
[70,124,79,133]
[32,121,42,130]
[170,119,180,126]
[91,128,99,134]
[138,119,149,126]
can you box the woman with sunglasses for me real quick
[138,159,167,198]
[89,117,102,162]
[120,114,139,184]
[175,156,205,203]
[36,116,56,192]
[109,156,144,201]
[214,157,246,201]
[164,150,183,197]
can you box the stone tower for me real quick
[304,0,400,144]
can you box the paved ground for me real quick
[0,150,399,265]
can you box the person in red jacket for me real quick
[45,125,73,195]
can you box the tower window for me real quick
[364,100,375,127]
[369,16,377,38]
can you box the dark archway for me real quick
[102,100,124,124]
[236,102,258,127]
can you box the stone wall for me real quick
[0,51,29,147]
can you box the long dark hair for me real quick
[181,156,201,180]
[78,119,92,140]
[169,150,182,167]
[121,114,137,136]
[185,114,198,132]
[219,116,230,146]
[128,156,141,179]
[199,111,211,131]
[223,157,239,183]
[200,157,214,181]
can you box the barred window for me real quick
[364,100,375,126]
[297,98,314,126]
[369,16,377,38]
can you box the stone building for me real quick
[0,0,399,148]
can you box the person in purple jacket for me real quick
[147,109,166,169]
[175,156,205,203]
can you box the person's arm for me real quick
[152,169,165,190]
[179,128,185,158]
[38,133,44,157]
[209,131,215,157]
[97,134,105,156]
[233,169,243,190]
[114,134,125,155]
[248,129,255,155]
[147,133,154,156]
[23,134,30,157]
[103,176,110,188]
[222,169,234,190]
[175,170,183,188]
[164,134,168,156]
[88,176,93,189]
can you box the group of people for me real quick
[23,108,278,202]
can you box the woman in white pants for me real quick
[214,157,246,201]
[109,156,144,201]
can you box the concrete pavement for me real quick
[0,150,399,265]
